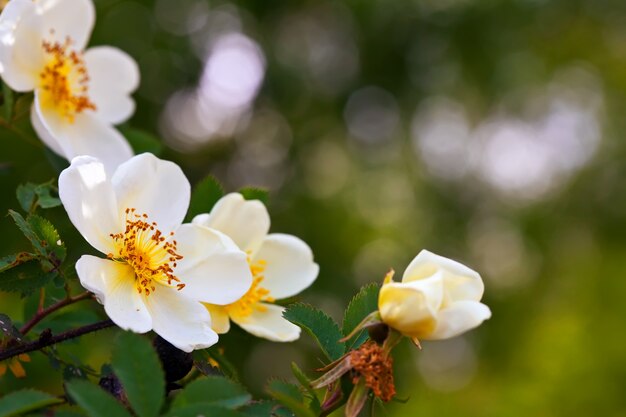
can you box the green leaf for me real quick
[15,181,60,213]
[65,380,133,417]
[0,261,55,296]
[283,303,345,362]
[27,215,66,268]
[120,127,164,156]
[111,332,165,417]
[342,284,380,349]
[8,210,46,255]
[0,389,62,417]
[186,175,224,221]
[171,376,251,409]
[266,380,314,417]
[0,252,36,273]
[290,362,320,413]
[16,183,36,213]
[239,187,269,204]
[164,404,245,417]
[2,81,14,122]
[241,401,292,417]
[0,314,22,341]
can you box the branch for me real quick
[0,319,115,362]
[20,292,93,335]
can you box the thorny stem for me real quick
[19,291,93,336]
[0,320,115,362]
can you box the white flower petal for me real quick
[58,156,121,254]
[205,304,231,334]
[232,303,301,342]
[111,153,189,235]
[84,46,139,124]
[33,94,134,175]
[36,0,94,51]
[0,0,45,91]
[402,249,484,302]
[144,287,218,352]
[76,255,152,333]
[192,193,270,254]
[175,224,252,305]
[427,301,492,340]
[253,234,319,300]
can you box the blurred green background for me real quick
[2,0,626,415]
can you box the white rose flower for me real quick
[378,250,491,341]
[0,0,138,173]
[193,193,319,342]
[59,154,253,352]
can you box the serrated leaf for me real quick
[266,380,314,417]
[8,210,45,255]
[0,261,55,296]
[65,380,133,417]
[34,181,61,209]
[27,215,66,268]
[239,187,268,204]
[0,389,62,417]
[164,404,245,417]
[171,376,251,409]
[0,252,36,273]
[290,362,320,413]
[0,314,22,341]
[342,284,380,349]
[2,81,14,122]
[111,332,165,417]
[121,127,164,156]
[186,175,224,221]
[283,303,345,362]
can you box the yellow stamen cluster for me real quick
[108,208,184,297]
[39,36,96,123]
[225,257,274,318]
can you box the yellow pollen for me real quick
[38,37,95,123]
[225,257,274,318]
[108,208,184,297]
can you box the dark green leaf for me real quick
[266,380,314,417]
[283,303,345,362]
[0,252,36,273]
[65,380,133,417]
[171,376,251,410]
[0,389,62,417]
[2,81,14,122]
[342,284,380,349]
[34,181,61,209]
[16,183,36,213]
[186,175,224,221]
[111,332,165,417]
[239,187,269,204]
[164,404,244,417]
[241,401,293,417]
[120,127,164,156]
[0,314,22,341]
[0,261,54,296]
[8,210,46,255]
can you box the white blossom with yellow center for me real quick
[194,193,320,342]
[58,154,253,352]
[0,0,138,173]
[378,250,491,341]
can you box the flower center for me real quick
[349,341,396,402]
[38,37,96,123]
[224,257,274,318]
[108,208,184,297]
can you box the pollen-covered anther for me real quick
[225,257,273,318]
[349,341,396,402]
[108,208,184,296]
[39,36,96,122]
